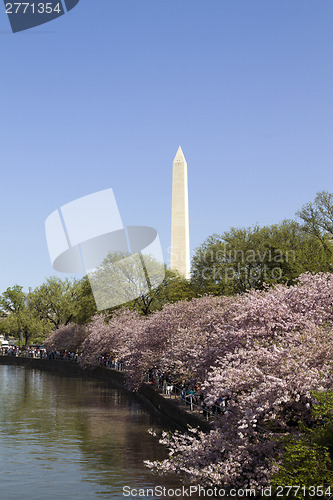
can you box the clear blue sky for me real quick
[0,0,332,293]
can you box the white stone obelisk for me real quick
[170,146,190,279]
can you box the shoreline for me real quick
[0,356,211,432]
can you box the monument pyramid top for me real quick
[173,146,186,164]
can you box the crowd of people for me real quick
[146,367,229,418]
[98,355,124,371]
[47,350,78,361]
[4,345,78,361]
[4,345,46,358]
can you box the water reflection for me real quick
[0,365,201,500]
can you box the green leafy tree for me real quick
[271,391,333,499]
[191,220,333,295]
[0,286,51,346]
[74,276,97,324]
[129,268,198,315]
[89,250,197,316]
[0,285,26,314]
[88,251,165,314]
[31,277,83,329]
[0,277,96,345]
[271,441,332,499]
[148,268,198,305]
[297,191,333,254]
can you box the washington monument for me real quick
[170,146,190,279]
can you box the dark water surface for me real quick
[0,365,200,500]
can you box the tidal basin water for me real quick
[0,365,198,500]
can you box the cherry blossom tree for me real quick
[144,273,333,488]
[72,271,333,488]
[78,308,148,388]
[43,323,87,352]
